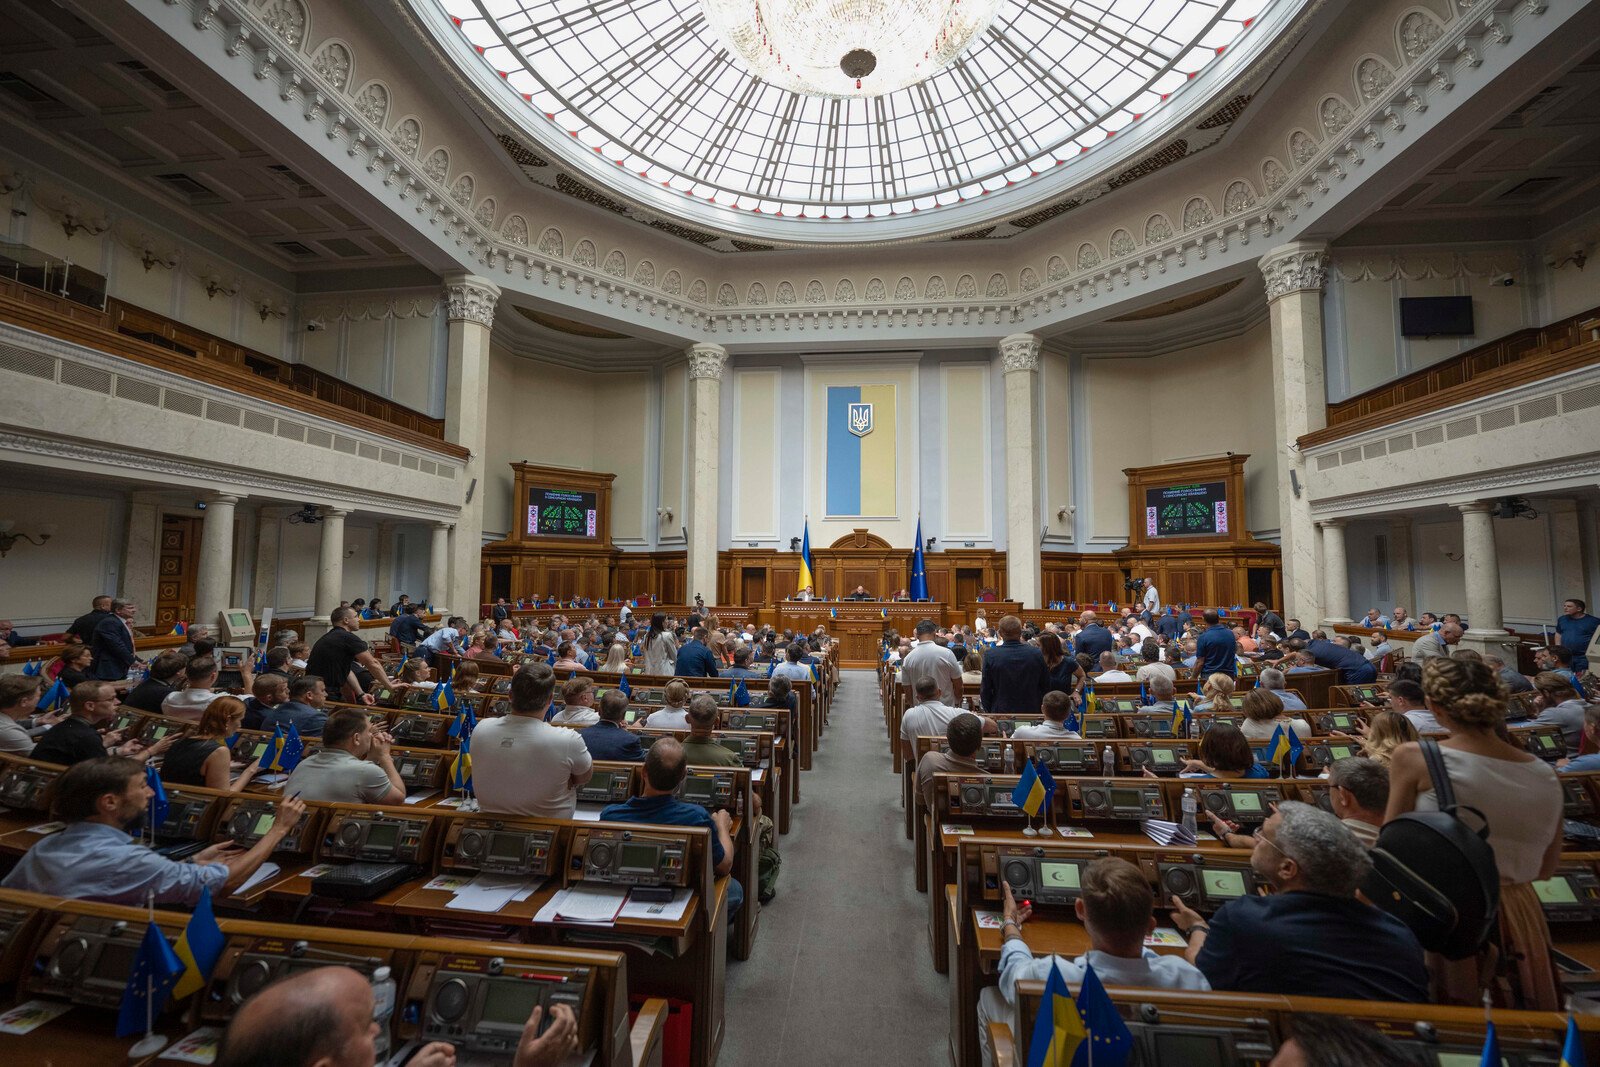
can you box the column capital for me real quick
[685,342,728,380]
[433,520,454,531]
[442,274,500,328]
[1451,500,1495,515]
[1316,517,1346,529]
[999,333,1041,373]
[1258,241,1330,301]
[208,492,242,506]
[322,507,351,518]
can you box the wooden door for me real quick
[156,515,201,630]
[954,569,982,610]
[740,568,767,608]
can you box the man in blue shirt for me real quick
[979,616,1050,713]
[673,627,721,678]
[601,738,741,918]
[259,675,330,737]
[388,603,432,646]
[720,646,763,680]
[580,690,644,762]
[1306,637,1378,685]
[1169,802,1427,1002]
[2,756,303,904]
[1555,598,1598,674]
[1194,610,1238,678]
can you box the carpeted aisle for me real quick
[719,669,948,1065]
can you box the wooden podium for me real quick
[775,602,946,666]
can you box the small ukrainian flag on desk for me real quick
[1010,760,1047,819]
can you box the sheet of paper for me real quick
[0,999,72,1034]
[532,889,566,925]
[1057,827,1094,839]
[236,861,282,894]
[403,790,439,805]
[751,768,765,782]
[444,872,532,913]
[1145,927,1187,948]
[553,883,628,924]
[618,888,692,923]
[941,824,975,836]
[160,1026,225,1064]
[972,910,1004,930]
[24,821,65,835]
[511,880,545,902]
[570,806,603,822]
[424,873,475,893]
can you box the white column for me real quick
[429,522,452,614]
[1260,241,1330,626]
[312,507,348,623]
[193,493,240,629]
[442,274,499,619]
[1387,517,1416,618]
[1000,333,1043,608]
[251,506,292,614]
[685,342,727,605]
[1318,518,1352,625]
[121,492,161,608]
[374,521,396,605]
[1548,499,1585,605]
[1456,501,1507,649]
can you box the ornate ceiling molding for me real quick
[147,0,1555,340]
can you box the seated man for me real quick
[1485,653,1533,694]
[256,645,293,679]
[1169,802,1427,1002]
[1284,650,1320,674]
[682,694,742,766]
[1010,690,1080,740]
[549,676,601,726]
[1384,679,1439,734]
[977,857,1209,1067]
[600,738,742,919]
[581,689,645,762]
[1256,667,1307,711]
[2,756,303,904]
[1140,674,1179,716]
[769,642,814,684]
[721,645,762,680]
[899,675,964,762]
[33,680,173,767]
[1557,705,1600,773]
[1325,756,1388,846]
[122,650,188,713]
[1092,650,1132,683]
[474,661,595,818]
[162,656,223,722]
[763,675,799,717]
[243,673,286,731]
[282,709,405,805]
[0,674,63,754]
[215,964,578,1067]
[915,712,985,812]
[259,675,329,737]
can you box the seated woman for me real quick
[161,697,260,791]
[960,651,984,690]
[1237,688,1311,742]
[1177,722,1269,779]
[451,659,483,693]
[1192,673,1236,713]
[1349,709,1418,765]
[598,640,631,674]
[52,643,94,690]
[644,679,692,729]
[398,657,436,690]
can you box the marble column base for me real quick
[1459,629,1518,658]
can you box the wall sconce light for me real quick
[60,213,108,239]
[1547,246,1589,271]
[657,506,674,523]
[256,301,288,322]
[1438,544,1462,563]
[140,248,178,272]
[203,278,238,299]
[0,520,57,557]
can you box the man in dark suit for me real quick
[847,585,873,600]
[980,615,1050,714]
[673,627,720,678]
[89,599,140,681]
[65,596,114,645]
[580,690,644,762]
[1073,611,1115,660]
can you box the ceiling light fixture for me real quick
[699,0,1004,97]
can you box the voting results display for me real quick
[1145,481,1229,538]
[527,488,598,538]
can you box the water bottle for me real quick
[1182,789,1198,839]
[1002,744,1015,775]
[371,965,396,1062]
[1103,745,1116,775]
[962,697,972,711]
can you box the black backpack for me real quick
[1362,740,1501,960]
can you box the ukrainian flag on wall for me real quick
[826,385,896,516]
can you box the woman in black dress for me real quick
[161,696,259,791]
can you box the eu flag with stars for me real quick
[448,701,476,739]
[1074,961,1133,1066]
[909,515,929,601]
[144,764,168,830]
[619,676,631,698]
[115,922,184,1036]
[730,679,751,707]
[1257,723,1302,770]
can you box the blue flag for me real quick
[1480,1021,1500,1067]
[37,677,69,713]
[116,922,184,1037]
[144,764,168,830]
[21,659,41,677]
[1034,757,1057,812]
[1075,960,1134,1066]
[1026,961,1085,1067]
[730,679,751,707]
[546,648,557,666]
[448,701,476,739]
[619,676,631,698]
[1257,723,1302,770]
[254,652,268,673]
[909,515,928,601]
[767,659,777,678]
[173,887,224,999]
[280,724,305,772]
[1064,700,1081,735]
[1561,1016,1586,1067]
[433,680,457,713]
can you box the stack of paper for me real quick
[237,862,282,894]
[533,884,629,926]
[1141,819,1197,847]
[617,889,692,923]
[443,872,542,913]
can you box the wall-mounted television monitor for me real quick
[526,488,597,538]
[1145,482,1229,538]
[1400,296,1474,337]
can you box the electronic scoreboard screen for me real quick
[527,488,598,538]
[1145,482,1229,538]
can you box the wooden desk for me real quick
[775,602,944,666]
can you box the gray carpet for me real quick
[720,670,948,1065]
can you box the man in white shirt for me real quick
[1093,651,1133,683]
[1364,631,1393,663]
[282,710,406,805]
[1134,645,1176,688]
[1127,616,1156,644]
[900,620,964,706]
[977,857,1208,1067]
[550,676,601,726]
[1385,679,1440,734]
[899,676,965,762]
[473,661,595,819]
[162,657,223,722]
[1010,691,1081,740]
[1142,577,1161,617]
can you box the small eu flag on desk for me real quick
[116,922,183,1037]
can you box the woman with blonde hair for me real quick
[1356,710,1418,764]
[599,640,631,674]
[1386,657,1564,1010]
[644,678,692,728]
[160,696,259,791]
[1193,673,1236,713]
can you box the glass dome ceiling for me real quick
[420,0,1284,236]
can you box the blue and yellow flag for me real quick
[796,521,815,594]
[447,701,476,739]
[1561,1016,1587,1067]
[257,725,286,771]
[1084,681,1098,717]
[257,724,304,773]
[1026,961,1086,1067]
[451,733,473,792]
[729,679,751,707]
[1257,723,1303,769]
[433,680,457,713]
[20,659,41,677]
[1035,757,1057,812]
[825,384,896,516]
[116,922,183,1037]
[173,887,224,999]
[37,678,69,713]
[1170,702,1192,739]
[1011,759,1047,818]
[171,622,186,636]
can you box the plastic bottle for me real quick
[1103,745,1116,774]
[1002,744,1015,775]
[371,966,396,1062]
[1182,788,1198,839]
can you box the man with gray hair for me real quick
[1484,653,1533,694]
[1168,802,1427,1001]
[1255,667,1308,711]
[1327,756,1388,847]
[1409,621,1463,660]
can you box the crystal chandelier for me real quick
[700,0,1005,98]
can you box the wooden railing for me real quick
[0,277,464,458]
[1302,303,1600,448]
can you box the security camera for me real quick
[305,319,327,332]
[1490,273,1514,287]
